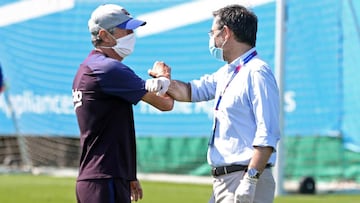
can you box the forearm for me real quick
[142,92,174,111]
[167,80,192,102]
[248,146,273,172]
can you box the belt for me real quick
[211,164,272,177]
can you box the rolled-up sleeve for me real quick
[249,66,280,150]
[190,74,217,102]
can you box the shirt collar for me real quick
[227,47,257,71]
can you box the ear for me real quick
[223,25,232,41]
[98,29,113,43]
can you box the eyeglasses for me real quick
[208,27,224,38]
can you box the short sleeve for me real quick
[98,61,147,104]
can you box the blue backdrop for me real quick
[0,0,359,151]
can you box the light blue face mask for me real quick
[208,29,226,61]
[208,36,224,61]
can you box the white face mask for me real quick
[112,33,136,58]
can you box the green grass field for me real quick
[1,174,360,203]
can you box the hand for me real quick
[234,173,258,203]
[130,180,143,202]
[145,77,170,96]
[148,61,171,79]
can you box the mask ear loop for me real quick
[212,27,226,49]
[96,26,117,49]
[218,27,228,49]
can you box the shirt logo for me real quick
[72,89,82,110]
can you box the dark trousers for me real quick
[76,178,130,203]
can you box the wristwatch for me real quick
[247,168,261,179]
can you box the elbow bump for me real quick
[160,101,174,111]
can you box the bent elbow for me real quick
[159,100,174,111]
[156,98,174,111]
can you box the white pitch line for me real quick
[0,0,75,27]
[136,0,274,38]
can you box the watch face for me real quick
[248,168,260,178]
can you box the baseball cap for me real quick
[88,4,146,33]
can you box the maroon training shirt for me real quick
[72,50,147,181]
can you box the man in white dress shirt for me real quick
[148,4,280,203]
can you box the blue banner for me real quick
[1,0,359,152]
[342,0,360,152]
[0,0,275,136]
[284,0,342,136]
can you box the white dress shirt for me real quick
[190,48,280,167]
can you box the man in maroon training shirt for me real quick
[72,4,173,203]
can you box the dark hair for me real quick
[213,5,258,47]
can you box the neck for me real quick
[95,47,123,61]
[225,42,253,63]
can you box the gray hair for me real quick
[90,27,116,47]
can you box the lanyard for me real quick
[209,50,257,146]
[214,50,257,110]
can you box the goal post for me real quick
[274,0,286,196]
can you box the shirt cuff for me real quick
[252,131,279,152]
